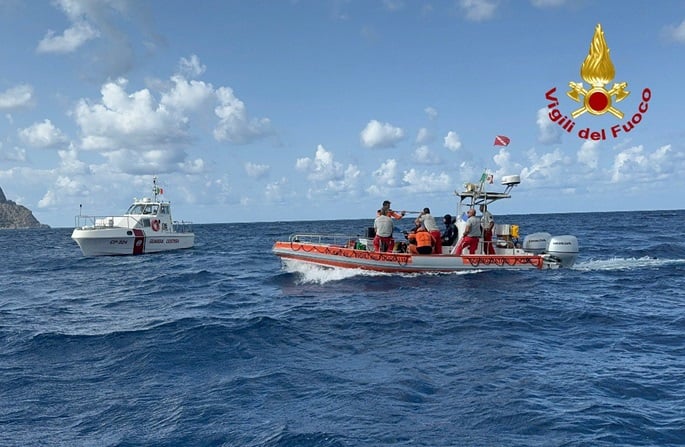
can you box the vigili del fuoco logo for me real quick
[544,23,651,141]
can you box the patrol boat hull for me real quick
[273,237,563,273]
[71,177,195,256]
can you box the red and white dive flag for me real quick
[493,135,510,147]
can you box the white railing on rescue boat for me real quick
[290,233,366,249]
[74,215,194,233]
[74,215,141,229]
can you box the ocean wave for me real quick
[573,256,685,271]
[3,214,685,446]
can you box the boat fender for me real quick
[151,219,160,231]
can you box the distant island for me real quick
[0,186,49,229]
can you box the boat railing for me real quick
[173,220,193,233]
[74,215,140,229]
[289,233,363,249]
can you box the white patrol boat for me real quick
[71,177,194,256]
[272,174,579,273]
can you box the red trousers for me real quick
[430,230,442,254]
[482,229,495,255]
[456,236,479,255]
[373,235,394,252]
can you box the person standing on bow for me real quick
[373,209,395,252]
[480,204,496,255]
[381,200,406,220]
[455,208,481,255]
[416,207,442,254]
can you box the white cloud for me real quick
[36,0,104,54]
[0,145,27,162]
[329,164,361,192]
[413,145,440,164]
[18,119,68,148]
[245,162,270,179]
[295,144,359,192]
[610,146,647,183]
[460,0,497,21]
[609,144,674,183]
[371,158,400,187]
[213,86,272,144]
[530,0,567,7]
[72,55,271,150]
[37,189,58,208]
[264,178,290,203]
[492,148,523,178]
[37,20,100,54]
[443,131,462,151]
[416,127,432,145]
[57,145,89,175]
[577,140,599,169]
[35,0,150,78]
[536,107,562,145]
[0,85,34,110]
[74,78,187,151]
[424,107,438,120]
[264,182,282,202]
[520,147,571,184]
[161,75,214,111]
[38,175,85,208]
[179,54,206,77]
[64,55,272,177]
[178,158,205,174]
[382,0,404,11]
[360,120,405,148]
[402,169,452,193]
[102,148,189,174]
[663,20,685,43]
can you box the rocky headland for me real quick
[0,186,49,229]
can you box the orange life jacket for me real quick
[415,230,433,248]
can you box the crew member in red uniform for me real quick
[456,208,481,255]
[373,209,394,252]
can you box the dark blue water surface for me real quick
[2,210,685,446]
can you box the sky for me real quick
[1,0,684,228]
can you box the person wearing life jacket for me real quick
[405,229,416,253]
[416,207,442,254]
[409,225,434,255]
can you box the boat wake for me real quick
[281,259,478,284]
[573,256,685,271]
[282,259,386,284]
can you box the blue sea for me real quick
[2,210,685,447]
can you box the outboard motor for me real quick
[546,235,579,268]
[522,232,551,254]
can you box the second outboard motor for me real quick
[522,232,551,254]
[547,235,579,268]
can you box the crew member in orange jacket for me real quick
[409,226,434,255]
[416,207,442,254]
